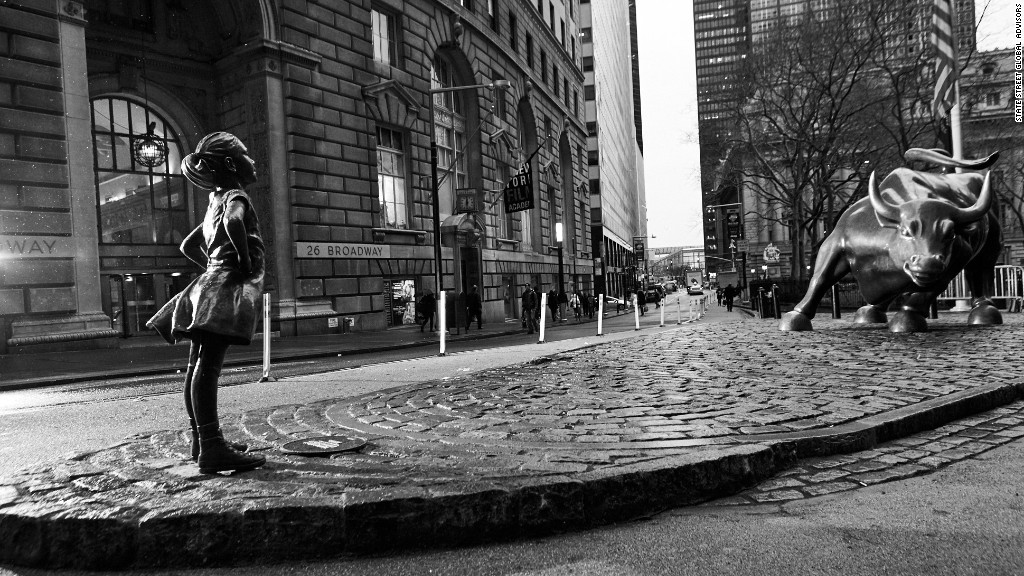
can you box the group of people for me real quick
[519,285,598,334]
[411,285,483,333]
[715,283,739,311]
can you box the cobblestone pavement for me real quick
[2,314,1023,569]
[712,399,1024,505]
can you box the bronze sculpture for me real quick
[780,149,1001,333]
[147,132,267,474]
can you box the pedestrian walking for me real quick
[521,284,538,334]
[146,132,265,475]
[583,292,594,318]
[558,290,569,321]
[417,289,436,332]
[464,285,483,330]
[723,283,737,312]
[636,289,647,316]
[547,288,559,323]
[570,291,582,321]
[716,287,724,306]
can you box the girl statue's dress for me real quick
[146,131,267,475]
[149,188,265,346]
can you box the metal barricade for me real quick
[937,266,1024,312]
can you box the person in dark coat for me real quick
[521,284,538,334]
[464,285,482,330]
[146,131,265,475]
[417,289,436,332]
[723,283,738,312]
[636,289,647,316]
[547,288,559,323]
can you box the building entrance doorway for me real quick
[501,274,518,321]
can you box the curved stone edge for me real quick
[2,382,1022,570]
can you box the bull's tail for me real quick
[905,148,999,170]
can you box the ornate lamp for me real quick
[132,121,167,168]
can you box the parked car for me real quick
[603,295,627,311]
[663,281,678,293]
[644,284,665,304]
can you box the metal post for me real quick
[772,284,781,319]
[633,293,640,330]
[676,295,682,324]
[539,292,547,343]
[758,287,766,319]
[438,290,447,356]
[430,140,442,297]
[597,293,604,335]
[258,292,275,382]
[831,284,841,319]
[557,243,564,322]
[659,297,665,327]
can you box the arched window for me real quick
[91,97,190,245]
[431,55,466,220]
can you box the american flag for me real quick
[931,0,959,119]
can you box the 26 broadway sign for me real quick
[295,242,391,259]
[0,236,74,258]
[503,160,534,213]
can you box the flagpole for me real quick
[950,82,963,171]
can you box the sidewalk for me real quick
[6,307,1018,570]
[0,312,618,391]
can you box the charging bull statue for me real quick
[780,148,1001,333]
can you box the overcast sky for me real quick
[635,0,1018,250]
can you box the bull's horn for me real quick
[905,148,999,170]
[868,171,900,222]
[951,171,993,224]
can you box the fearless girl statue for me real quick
[147,132,267,474]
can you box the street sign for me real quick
[736,239,749,252]
[503,160,534,213]
[280,435,366,455]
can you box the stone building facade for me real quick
[0,0,591,353]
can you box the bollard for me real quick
[772,284,782,319]
[258,292,275,382]
[633,294,640,330]
[438,290,447,356]
[539,292,547,343]
[659,298,665,327]
[676,295,682,324]
[831,284,841,319]
[597,293,604,335]
[758,287,767,319]
[688,298,694,321]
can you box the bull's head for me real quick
[869,171,992,287]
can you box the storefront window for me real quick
[91,97,191,245]
[385,279,419,327]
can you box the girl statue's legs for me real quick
[184,336,246,461]
[190,331,265,474]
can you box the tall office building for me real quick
[0,0,590,353]
[581,0,647,297]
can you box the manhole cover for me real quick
[280,435,366,455]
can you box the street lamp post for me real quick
[427,79,512,298]
[556,222,564,321]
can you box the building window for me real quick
[526,34,534,68]
[580,27,592,43]
[584,84,595,100]
[494,89,507,120]
[582,56,593,72]
[509,12,518,50]
[985,92,1002,106]
[537,0,542,13]
[489,0,499,32]
[571,37,576,62]
[376,126,408,229]
[496,164,514,240]
[371,9,398,67]
[432,55,467,220]
[588,150,599,165]
[563,77,569,106]
[91,97,190,245]
[560,19,566,48]
[574,88,579,115]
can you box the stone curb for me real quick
[2,379,1021,569]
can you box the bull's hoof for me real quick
[779,311,813,331]
[888,310,928,333]
[853,305,887,324]
[968,303,1002,326]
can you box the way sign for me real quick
[280,435,366,455]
